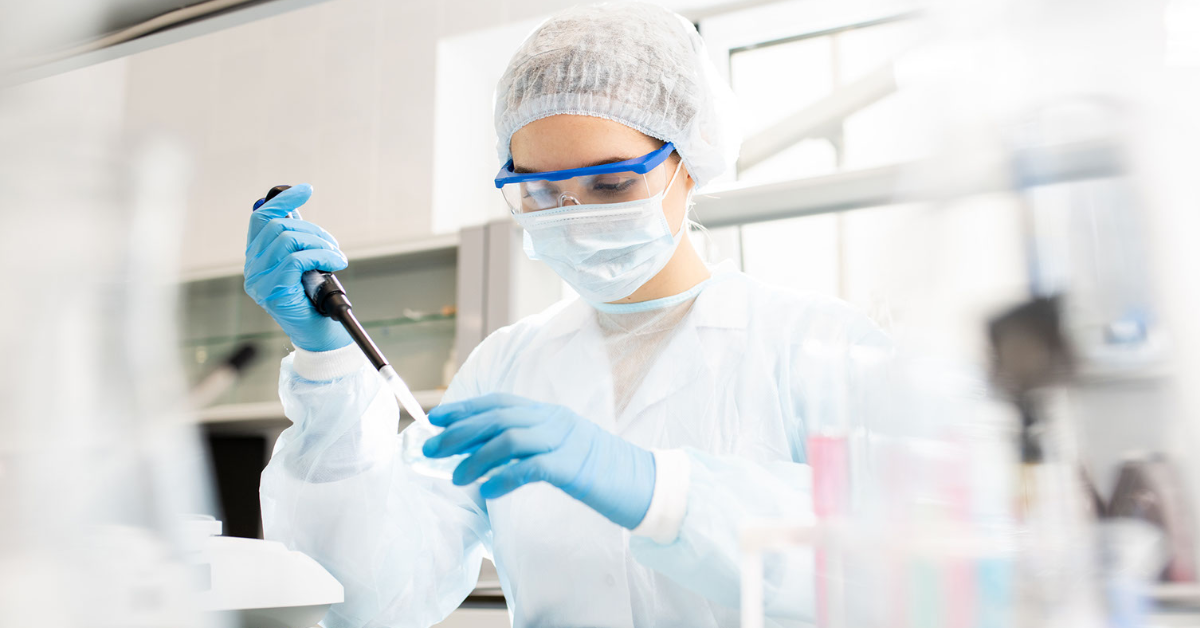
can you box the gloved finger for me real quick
[478,456,550,500]
[247,216,339,257]
[255,249,348,303]
[247,183,313,247]
[245,230,340,280]
[452,426,556,485]
[423,406,537,458]
[429,393,532,427]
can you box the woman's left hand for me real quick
[422,393,656,529]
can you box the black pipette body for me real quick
[253,185,389,371]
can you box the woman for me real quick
[245,3,886,627]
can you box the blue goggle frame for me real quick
[494,142,676,188]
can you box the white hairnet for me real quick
[494,1,741,189]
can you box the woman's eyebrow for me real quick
[513,155,638,174]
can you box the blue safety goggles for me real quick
[494,142,676,214]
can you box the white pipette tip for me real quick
[379,365,430,425]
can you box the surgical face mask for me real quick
[513,161,685,304]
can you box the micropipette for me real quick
[252,185,429,425]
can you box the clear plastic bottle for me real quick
[399,419,460,480]
[384,366,513,482]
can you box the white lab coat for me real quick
[260,262,888,627]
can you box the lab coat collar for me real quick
[616,322,707,425]
[532,262,750,425]
[538,298,597,342]
[617,269,752,423]
[687,261,749,331]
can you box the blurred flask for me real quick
[0,65,216,627]
[803,332,880,519]
[802,321,892,628]
[802,334,853,628]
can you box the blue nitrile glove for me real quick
[243,184,352,352]
[422,393,656,529]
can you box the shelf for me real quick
[692,140,1123,229]
[195,401,289,424]
[194,388,445,424]
[181,312,455,348]
[180,232,460,283]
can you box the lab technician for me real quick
[245,3,887,627]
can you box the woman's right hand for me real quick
[243,183,353,352]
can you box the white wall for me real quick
[431,19,540,233]
[120,0,731,276]
[125,0,444,276]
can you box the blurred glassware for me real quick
[0,64,215,626]
[1108,453,1197,582]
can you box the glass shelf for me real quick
[183,314,456,406]
[179,245,460,411]
[180,312,456,348]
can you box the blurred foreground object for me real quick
[184,515,343,628]
[742,0,1200,626]
[988,296,1073,471]
[0,0,331,87]
[0,32,218,628]
[1108,454,1196,582]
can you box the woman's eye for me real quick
[591,177,637,194]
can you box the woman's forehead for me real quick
[510,115,659,173]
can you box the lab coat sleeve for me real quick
[629,301,891,621]
[259,344,491,628]
[630,449,692,543]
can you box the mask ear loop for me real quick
[660,158,692,242]
[671,160,714,260]
[663,157,719,266]
[686,200,715,261]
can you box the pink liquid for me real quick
[809,434,849,628]
[809,434,849,518]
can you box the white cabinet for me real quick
[122,0,443,276]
